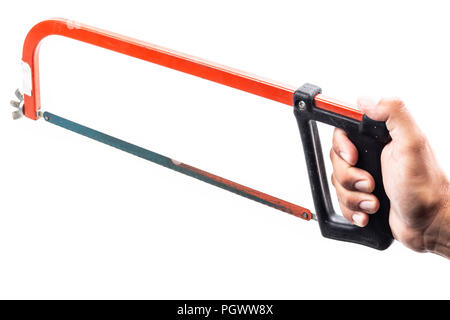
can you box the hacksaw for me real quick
[11,19,393,250]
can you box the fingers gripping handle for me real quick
[293,84,394,250]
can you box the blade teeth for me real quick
[15,89,23,101]
[10,100,20,108]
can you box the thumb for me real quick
[357,97,421,141]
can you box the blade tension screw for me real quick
[298,100,306,110]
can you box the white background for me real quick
[0,0,449,299]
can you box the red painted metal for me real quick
[314,95,363,121]
[21,18,363,121]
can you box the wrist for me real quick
[423,179,450,257]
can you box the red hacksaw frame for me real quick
[20,18,365,222]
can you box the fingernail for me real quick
[339,152,351,164]
[354,180,371,192]
[352,213,365,227]
[359,200,376,212]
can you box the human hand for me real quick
[330,97,449,257]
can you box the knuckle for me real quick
[336,170,355,189]
[392,98,405,108]
[413,134,427,150]
[339,206,353,221]
[341,175,354,189]
[332,128,340,142]
[331,137,340,155]
[341,194,359,210]
[380,97,405,109]
[403,133,428,153]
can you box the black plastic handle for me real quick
[293,83,393,250]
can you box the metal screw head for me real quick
[298,100,306,110]
[301,212,309,219]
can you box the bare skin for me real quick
[330,97,449,258]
